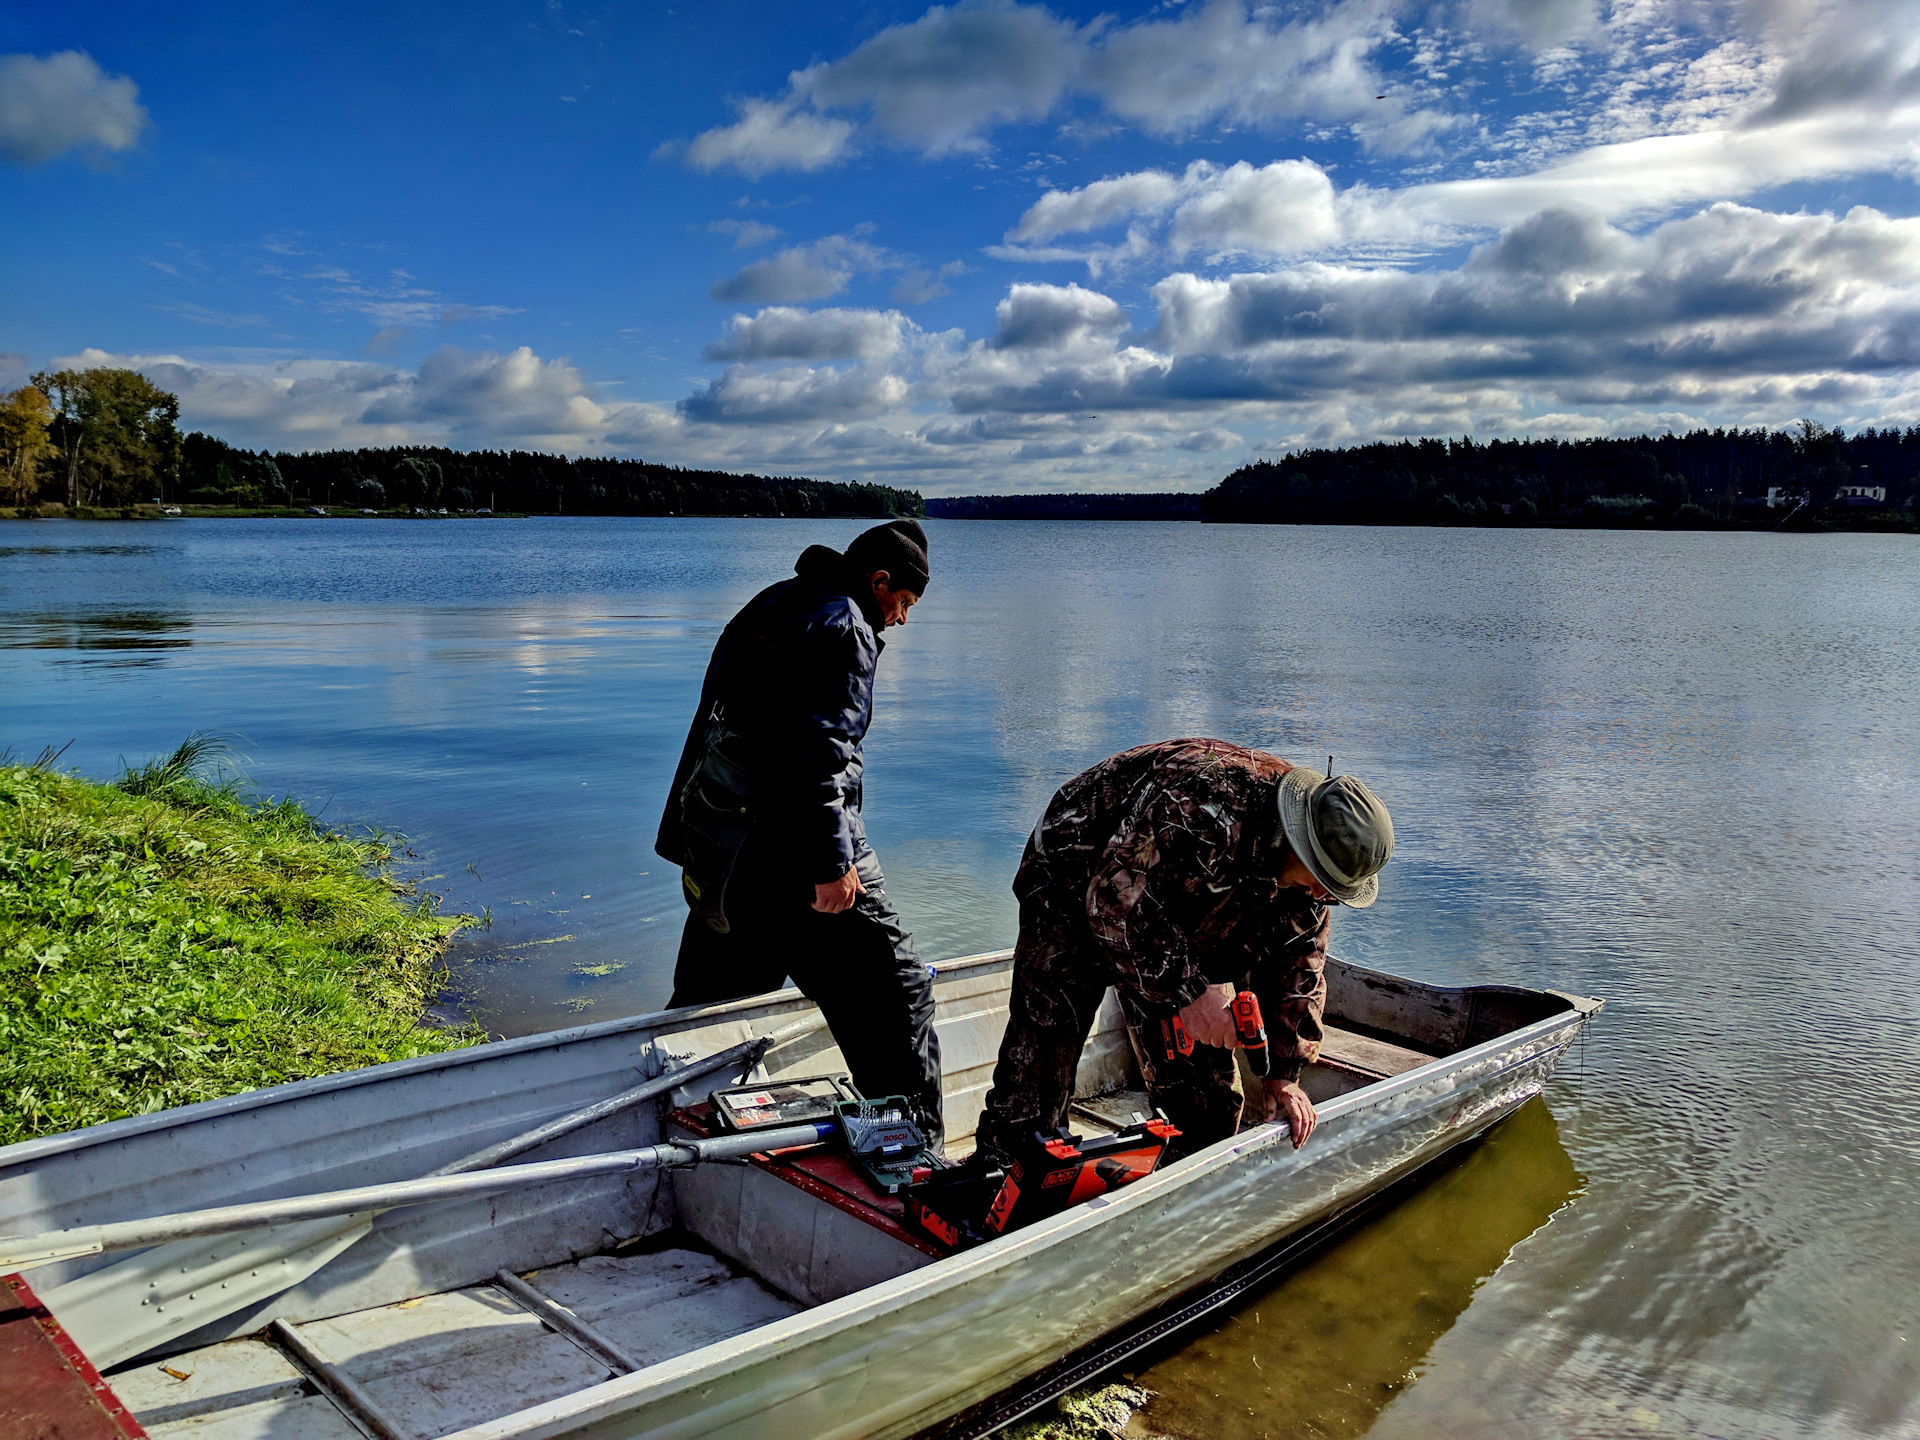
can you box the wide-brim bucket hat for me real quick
[1276,765,1394,907]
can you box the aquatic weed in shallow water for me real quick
[1004,1382,1154,1440]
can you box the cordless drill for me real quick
[1158,1013,1193,1062]
[1159,990,1269,1074]
[1232,989,1270,1077]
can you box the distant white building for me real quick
[1834,484,1886,505]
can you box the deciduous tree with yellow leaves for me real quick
[0,385,55,506]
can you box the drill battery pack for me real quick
[902,1165,1004,1250]
[903,1116,1180,1249]
[984,1118,1180,1235]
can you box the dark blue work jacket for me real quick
[656,545,885,894]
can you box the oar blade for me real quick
[43,1214,373,1369]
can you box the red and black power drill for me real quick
[1232,988,1269,1076]
[1159,988,1269,1075]
[1157,1012,1194,1062]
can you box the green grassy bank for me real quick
[0,746,479,1147]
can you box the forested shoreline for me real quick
[1199,425,1918,528]
[933,425,1920,529]
[0,368,922,519]
[3,367,1915,530]
[192,435,924,519]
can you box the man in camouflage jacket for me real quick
[974,738,1395,1163]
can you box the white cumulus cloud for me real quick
[0,51,148,165]
[53,346,681,455]
[670,0,1457,176]
[1001,98,1920,271]
[942,201,1920,430]
[680,363,911,426]
[795,2,1085,154]
[989,283,1131,350]
[1008,159,1366,265]
[678,98,854,178]
[704,306,912,362]
[1010,170,1187,245]
[1081,0,1451,152]
[359,347,613,443]
[710,233,895,303]
[1148,204,1920,363]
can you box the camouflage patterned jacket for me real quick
[1014,738,1331,1081]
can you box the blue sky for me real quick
[3,0,1917,493]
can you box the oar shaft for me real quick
[428,1012,828,1177]
[0,1122,832,1269]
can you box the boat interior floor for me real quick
[108,1248,801,1440]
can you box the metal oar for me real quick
[424,1013,827,1177]
[25,1012,828,1367]
[0,1121,835,1269]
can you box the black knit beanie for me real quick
[845,518,930,594]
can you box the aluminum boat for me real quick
[0,950,1600,1440]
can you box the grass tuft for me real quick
[0,758,483,1147]
[115,730,242,800]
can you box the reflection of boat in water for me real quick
[1125,1096,1582,1439]
[0,952,1598,1440]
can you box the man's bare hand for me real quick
[1177,983,1239,1048]
[812,865,864,914]
[1261,1078,1317,1149]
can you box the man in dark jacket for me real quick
[974,739,1393,1165]
[656,519,942,1144]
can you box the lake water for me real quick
[3,516,1917,1438]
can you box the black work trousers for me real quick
[974,894,1242,1166]
[668,843,944,1149]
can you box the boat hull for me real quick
[432,1004,1590,1440]
[0,954,1596,1440]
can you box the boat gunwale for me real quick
[0,951,1595,1172]
[0,951,1020,1169]
[425,994,1600,1440]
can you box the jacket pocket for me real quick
[679,773,752,934]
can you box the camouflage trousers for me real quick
[974,894,1246,1165]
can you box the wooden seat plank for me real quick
[1317,1023,1432,1078]
[1,1273,148,1440]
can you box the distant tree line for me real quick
[0,369,923,519]
[182,436,922,519]
[926,492,1203,521]
[1198,425,1919,527]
